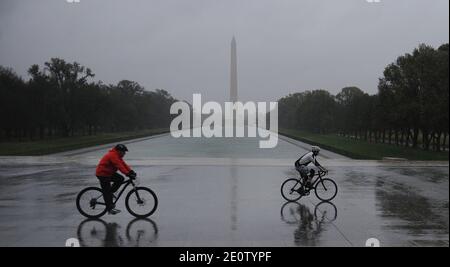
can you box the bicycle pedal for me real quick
[89,199,96,209]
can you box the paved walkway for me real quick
[0,133,448,246]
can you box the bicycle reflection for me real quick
[77,218,159,247]
[280,201,337,246]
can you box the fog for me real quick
[0,0,448,102]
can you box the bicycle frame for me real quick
[94,178,139,206]
[112,178,138,205]
[295,170,328,190]
[310,171,328,188]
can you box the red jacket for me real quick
[96,148,132,177]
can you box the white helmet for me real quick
[311,146,321,153]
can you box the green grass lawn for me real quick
[0,128,169,156]
[280,128,449,161]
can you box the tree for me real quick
[278,42,448,152]
[378,44,449,150]
[0,58,178,141]
[0,67,26,140]
[336,87,370,139]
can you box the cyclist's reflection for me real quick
[126,218,159,247]
[104,222,123,247]
[77,218,158,247]
[280,201,337,246]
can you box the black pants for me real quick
[97,173,125,211]
[295,163,315,182]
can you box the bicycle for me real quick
[76,176,158,219]
[281,170,338,202]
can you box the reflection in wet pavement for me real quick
[77,219,158,247]
[0,135,448,247]
[280,201,338,246]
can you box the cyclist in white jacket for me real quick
[295,146,327,188]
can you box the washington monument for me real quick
[230,36,238,102]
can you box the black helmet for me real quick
[115,144,128,152]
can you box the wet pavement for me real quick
[0,133,448,247]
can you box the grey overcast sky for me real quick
[0,0,448,102]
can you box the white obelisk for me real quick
[230,36,238,102]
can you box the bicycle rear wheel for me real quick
[280,201,302,224]
[125,187,158,218]
[77,219,107,247]
[281,178,303,202]
[314,178,338,201]
[76,187,108,219]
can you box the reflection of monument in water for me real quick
[229,37,239,233]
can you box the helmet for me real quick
[115,144,129,152]
[311,146,321,154]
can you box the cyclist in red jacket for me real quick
[96,144,137,215]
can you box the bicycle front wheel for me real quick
[314,178,338,201]
[126,218,159,246]
[125,187,158,218]
[281,178,303,202]
[76,187,108,219]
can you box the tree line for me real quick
[0,58,177,141]
[279,43,449,151]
